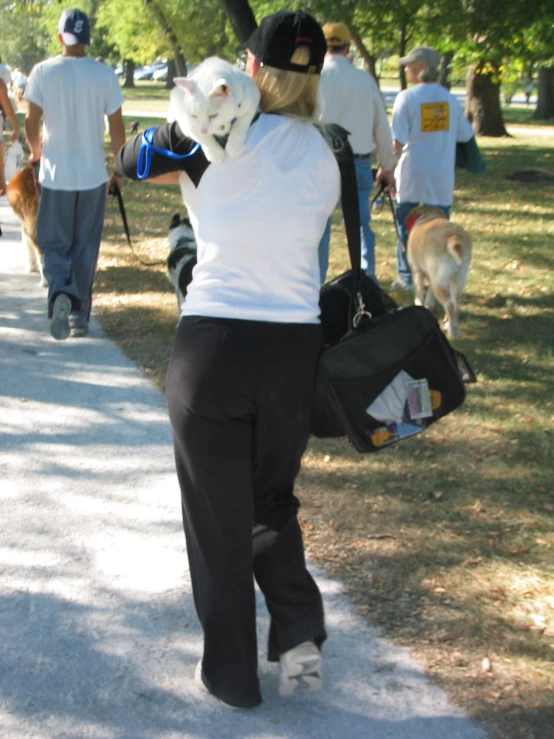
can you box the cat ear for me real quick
[210,78,231,98]
[174,77,196,94]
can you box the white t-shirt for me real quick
[25,55,123,190]
[318,55,395,170]
[392,83,473,205]
[180,114,341,324]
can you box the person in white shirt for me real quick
[391,45,474,290]
[11,67,27,104]
[0,76,19,195]
[117,10,342,710]
[25,8,126,340]
[317,21,395,282]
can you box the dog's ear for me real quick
[170,213,181,229]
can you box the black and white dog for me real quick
[167,213,198,313]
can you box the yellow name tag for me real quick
[420,102,449,132]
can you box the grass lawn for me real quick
[6,100,551,738]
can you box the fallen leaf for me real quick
[502,546,530,556]
[461,556,483,567]
[482,657,492,672]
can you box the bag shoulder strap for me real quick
[315,124,361,291]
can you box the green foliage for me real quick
[96,0,231,67]
[0,0,50,72]
[96,0,165,64]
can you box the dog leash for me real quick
[108,182,166,267]
[137,127,200,180]
[370,181,407,252]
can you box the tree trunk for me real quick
[532,66,554,120]
[350,29,377,84]
[165,59,185,89]
[219,0,257,43]
[465,64,507,136]
[438,51,453,90]
[123,60,135,88]
[398,25,408,90]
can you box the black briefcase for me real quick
[310,136,474,452]
[311,305,468,451]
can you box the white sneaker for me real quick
[279,641,322,697]
[391,278,414,293]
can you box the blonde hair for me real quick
[253,46,320,119]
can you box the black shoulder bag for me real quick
[310,135,475,453]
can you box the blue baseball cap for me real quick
[58,9,91,46]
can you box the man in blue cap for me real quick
[25,9,126,340]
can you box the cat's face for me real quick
[174,77,236,137]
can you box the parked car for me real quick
[152,66,168,82]
[134,62,166,81]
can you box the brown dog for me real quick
[405,205,472,338]
[6,165,45,286]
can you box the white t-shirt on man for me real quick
[25,55,123,191]
[392,82,473,205]
[318,54,394,169]
[180,114,341,325]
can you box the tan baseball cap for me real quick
[322,22,351,48]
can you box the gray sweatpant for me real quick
[37,185,106,321]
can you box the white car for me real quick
[152,66,168,82]
[134,62,166,81]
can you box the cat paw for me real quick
[225,140,245,159]
[204,146,225,164]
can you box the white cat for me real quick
[168,57,260,164]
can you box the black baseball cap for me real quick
[246,11,327,75]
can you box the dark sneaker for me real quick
[194,660,261,709]
[50,294,72,340]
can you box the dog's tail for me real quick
[447,235,464,265]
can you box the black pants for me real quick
[166,316,326,707]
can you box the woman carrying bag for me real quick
[116,11,348,709]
